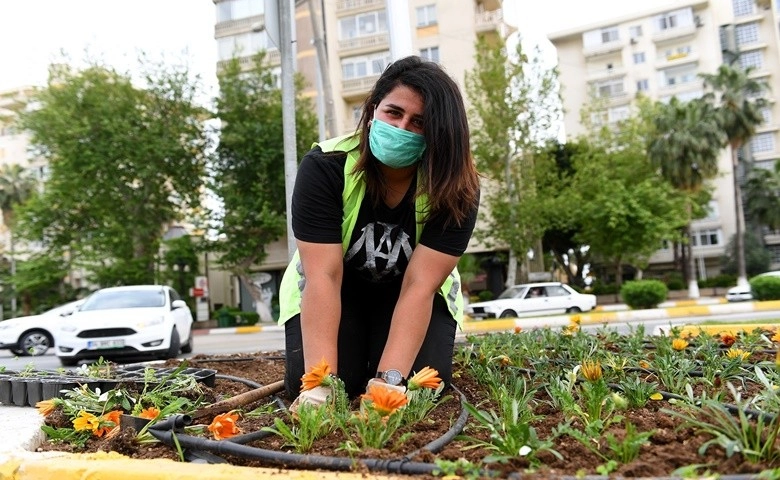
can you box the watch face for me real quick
[383,369,403,386]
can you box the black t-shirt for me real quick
[292,146,477,287]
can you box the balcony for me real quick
[342,74,381,100]
[336,0,385,16]
[215,15,262,39]
[583,39,626,59]
[475,8,503,34]
[654,51,699,68]
[338,33,390,56]
[587,65,626,82]
[216,50,282,72]
[652,24,698,44]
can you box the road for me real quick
[2,308,779,372]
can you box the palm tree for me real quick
[744,161,780,231]
[647,97,724,298]
[0,164,39,316]
[700,64,769,288]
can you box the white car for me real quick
[466,282,597,319]
[0,300,84,356]
[55,285,193,367]
[725,271,780,302]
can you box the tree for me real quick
[209,52,318,311]
[700,64,768,288]
[465,35,561,286]
[744,161,780,231]
[647,97,724,298]
[16,62,210,286]
[0,164,39,316]
[720,230,771,278]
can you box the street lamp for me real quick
[172,260,190,296]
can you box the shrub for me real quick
[620,280,668,310]
[591,282,619,295]
[236,311,260,326]
[749,275,780,301]
[477,290,494,302]
[664,272,685,291]
[700,274,737,289]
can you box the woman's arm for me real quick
[378,244,459,377]
[298,240,344,374]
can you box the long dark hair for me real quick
[354,56,479,227]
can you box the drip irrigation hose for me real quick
[215,374,287,411]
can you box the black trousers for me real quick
[284,292,456,399]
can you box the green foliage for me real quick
[590,282,619,295]
[699,274,738,288]
[721,231,772,278]
[209,51,317,282]
[750,275,780,301]
[664,272,685,291]
[16,61,210,286]
[745,161,780,231]
[262,402,334,453]
[620,280,668,309]
[477,290,494,302]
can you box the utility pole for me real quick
[278,0,298,261]
[307,0,336,139]
[386,0,414,60]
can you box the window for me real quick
[601,26,619,43]
[629,25,643,38]
[633,52,646,64]
[750,132,775,154]
[703,201,720,221]
[654,8,694,32]
[636,79,649,92]
[339,11,387,39]
[661,45,692,60]
[217,31,270,61]
[216,0,264,22]
[735,22,760,45]
[352,104,363,127]
[738,50,763,70]
[416,4,437,27]
[608,105,630,122]
[419,46,439,63]
[594,78,625,98]
[657,13,678,30]
[582,25,619,47]
[659,65,697,86]
[760,107,772,125]
[732,0,755,16]
[691,229,721,247]
[341,52,391,80]
[767,244,780,265]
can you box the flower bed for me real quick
[31,323,780,478]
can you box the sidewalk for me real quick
[3,297,780,479]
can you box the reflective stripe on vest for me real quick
[278,134,463,326]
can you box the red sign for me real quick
[193,287,205,297]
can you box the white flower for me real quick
[519,446,532,456]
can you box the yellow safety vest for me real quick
[278,134,465,326]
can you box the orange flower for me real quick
[672,338,689,351]
[95,410,122,437]
[208,411,241,440]
[581,359,603,382]
[771,330,780,343]
[407,366,441,391]
[73,411,101,434]
[35,399,59,417]
[300,358,332,392]
[638,360,651,369]
[514,326,522,334]
[361,385,408,416]
[138,407,161,420]
[720,333,737,347]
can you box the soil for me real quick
[35,349,780,479]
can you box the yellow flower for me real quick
[638,360,651,369]
[208,411,241,440]
[407,366,442,391]
[570,314,582,325]
[725,348,750,361]
[581,359,603,382]
[73,410,101,434]
[361,385,408,416]
[138,407,161,420]
[496,355,512,366]
[772,330,780,343]
[300,358,332,392]
[35,399,59,417]
[720,333,737,347]
[776,350,780,367]
[672,338,689,351]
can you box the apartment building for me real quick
[212,0,510,309]
[548,0,780,279]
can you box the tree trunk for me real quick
[505,249,518,287]
[685,216,700,298]
[732,144,748,288]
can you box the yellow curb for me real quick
[462,319,516,333]
[235,326,262,334]
[666,305,712,317]
[676,324,776,337]
[754,300,780,311]
[2,451,407,480]
[580,312,617,324]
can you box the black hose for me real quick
[403,385,470,458]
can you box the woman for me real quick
[278,56,480,402]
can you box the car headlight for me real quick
[137,316,165,328]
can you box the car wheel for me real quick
[59,357,79,367]
[180,329,193,354]
[166,328,181,359]
[19,331,53,356]
[566,307,582,314]
[499,310,517,318]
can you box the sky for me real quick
[0,0,680,96]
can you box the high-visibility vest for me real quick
[278,133,465,326]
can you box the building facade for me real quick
[548,0,780,279]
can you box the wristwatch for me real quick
[376,369,405,386]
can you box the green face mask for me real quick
[368,118,426,168]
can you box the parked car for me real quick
[725,271,780,302]
[0,300,84,356]
[55,285,193,367]
[465,282,597,319]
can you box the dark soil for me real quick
[36,349,780,479]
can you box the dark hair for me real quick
[353,56,479,227]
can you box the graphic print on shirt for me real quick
[344,221,413,282]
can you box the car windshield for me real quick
[80,290,166,311]
[498,286,526,299]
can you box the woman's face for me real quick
[373,85,425,136]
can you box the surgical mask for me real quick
[368,118,426,168]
